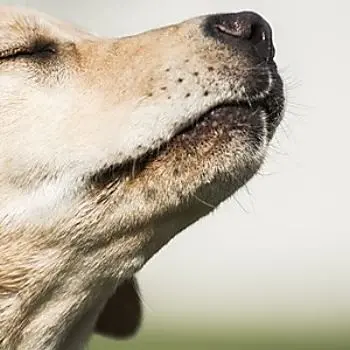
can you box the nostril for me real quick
[206,11,275,61]
[214,18,255,41]
[215,22,253,40]
[249,22,275,60]
[251,23,266,43]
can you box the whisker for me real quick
[131,159,137,179]
[135,284,154,313]
[243,184,252,197]
[192,194,216,209]
[232,196,249,214]
[256,169,278,177]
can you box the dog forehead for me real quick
[0,6,94,46]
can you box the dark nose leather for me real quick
[205,11,275,61]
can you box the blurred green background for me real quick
[88,314,350,350]
[89,327,350,350]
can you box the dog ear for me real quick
[94,276,142,339]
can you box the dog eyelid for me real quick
[0,42,57,60]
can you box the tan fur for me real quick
[0,6,284,350]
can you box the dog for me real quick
[0,6,284,350]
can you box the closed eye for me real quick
[0,40,57,60]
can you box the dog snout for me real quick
[205,11,275,62]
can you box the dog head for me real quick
[0,6,284,346]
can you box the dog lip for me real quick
[88,95,275,188]
[169,100,264,140]
[173,93,272,138]
[199,98,268,119]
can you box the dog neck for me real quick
[0,218,146,350]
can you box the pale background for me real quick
[2,0,349,337]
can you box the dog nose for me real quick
[205,12,275,61]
